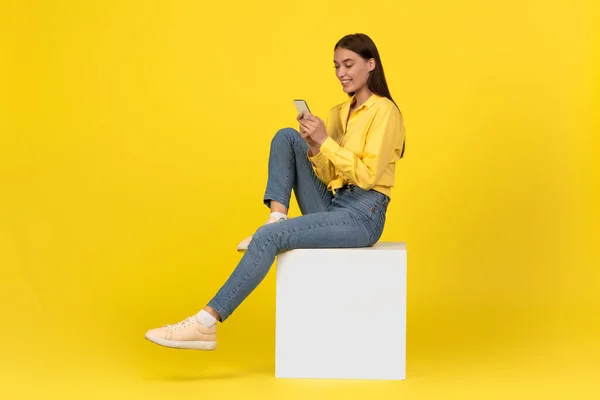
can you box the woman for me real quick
[145,33,406,350]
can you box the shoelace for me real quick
[166,317,195,332]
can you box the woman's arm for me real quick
[318,106,404,190]
[298,111,337,186]
[308,148,335,185]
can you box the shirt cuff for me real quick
[308,147,330,169]
[318,137,341,160]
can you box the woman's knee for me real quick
[251,223,284,249]
[272,127,298,146]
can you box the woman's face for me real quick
[333,47,375,94]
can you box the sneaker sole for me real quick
[145,333,217,350]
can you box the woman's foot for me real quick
[236,213,287,252]
[145,316,217,350]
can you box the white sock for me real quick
[196,309,217,328]
[270,211,288,221]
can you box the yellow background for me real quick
[1,0,599,398]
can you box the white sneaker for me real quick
[236,216,285,252]
[145,316,217,350]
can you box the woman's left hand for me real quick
[299,113,328,147]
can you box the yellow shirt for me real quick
[308,93,405,198]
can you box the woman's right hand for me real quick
[297,113,320,155]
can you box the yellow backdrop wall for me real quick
[1,1,598,398]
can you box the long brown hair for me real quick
[335,33,396,106]
[335,33,405,157]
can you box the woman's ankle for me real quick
[270,211,288,220]
[269,200,288,215]
[203,306,222,322]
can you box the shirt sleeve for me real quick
[308,149,335,185]
[318,105,404,190]
[308,107,338,185]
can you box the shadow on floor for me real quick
[142,364,275,382]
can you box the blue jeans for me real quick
[207,128,390,321]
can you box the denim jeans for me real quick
[207,128,390,321]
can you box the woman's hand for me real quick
[297,113,328,155]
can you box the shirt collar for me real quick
[338,93,378,111]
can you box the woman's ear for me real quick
[367,58,376,72]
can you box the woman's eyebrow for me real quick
[334,58,355,64]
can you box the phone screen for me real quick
[294,99,311,116]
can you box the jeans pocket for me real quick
[364,191,388,216]
[368,210,386,244]
[356,196,379,220]
[376,193,390,213]
[366,194,388,244]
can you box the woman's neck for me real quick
[354,87,373,107]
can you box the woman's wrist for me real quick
[309,145,320,156]
[310,137,327,155]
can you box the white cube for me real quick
[275,242,407,380]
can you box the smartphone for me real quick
[294,99,311,118]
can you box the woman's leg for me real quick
[206,186,390,325]
[208,209,372,322]
[144,129,345,349]
[144,209,371,350]
[263,127,333,215]
[236,127,334,251]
